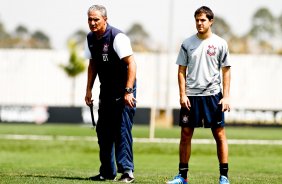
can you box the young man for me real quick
[84,5,137,183]
[167,6,231,184]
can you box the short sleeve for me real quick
[176,43,188,66]
[220,41,231,67]
[113,33,133,59]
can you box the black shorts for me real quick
[179,92,225,128]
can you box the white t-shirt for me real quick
[176,33,231,96]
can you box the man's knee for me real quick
[180,127,194,142]
[212,127,227,142]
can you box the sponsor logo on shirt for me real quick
[190,48,196,51]
[102,54,108,61]
[102,44,109,61]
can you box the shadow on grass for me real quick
[0,173,91,181]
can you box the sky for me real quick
[0,0,282,50]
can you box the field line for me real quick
[0,134,282,145]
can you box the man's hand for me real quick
[124,93,136,108]
[85,90,93,106]
[180,95,191,110]
[219,97,230,112]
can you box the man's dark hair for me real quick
[194,6,214,20]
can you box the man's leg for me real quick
[212,127,229,177]
[167,127,194,184]
[179,127,194,180]
[96,124,116,178]
[115,106,135,174]
[95,103,117,179]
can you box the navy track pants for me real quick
[96,98,135,178]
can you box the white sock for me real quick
[124,169,134,178]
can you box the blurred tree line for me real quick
[126,7,282,54]
[212,7,282,54]
[0,24,51,49]
[1,7,281,54]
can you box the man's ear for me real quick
[210,19,214,27]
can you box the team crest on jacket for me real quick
[103,44,109,53]
[207,45,216,56]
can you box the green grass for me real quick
[0,123,282,183]
[1,123,282,140]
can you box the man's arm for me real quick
[85,59,97,106]
[178,65,190,110]
[123,55,137,108]
[219,66,231,112]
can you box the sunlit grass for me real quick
[0,123,281,183]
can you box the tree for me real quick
[15,25,29,39]
[0,21,11,48]
[247,7,276,54]
[60,40,86,106]
[276,13,282,54]
[126,23,151,52]
[31,30,51,49]
[279,14,282,32]
[13,25,30,48]
[69,29,87,49]
[249,7,275,40]
[0,21,52,49]
[212,16,233,40]
[228,35,249,54]
[212,16,250,53]
[0,21,9,39]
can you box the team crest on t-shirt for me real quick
[103,44,109,53]
[207,45,216,56]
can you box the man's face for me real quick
[88,10,107,33]
[195,13,213,34]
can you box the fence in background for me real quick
[1,49,282,125]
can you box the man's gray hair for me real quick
[88,5,107,17]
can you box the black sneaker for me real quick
[118,173,135,183]
[89,174,116,181]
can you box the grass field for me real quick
[0,123,282,184]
